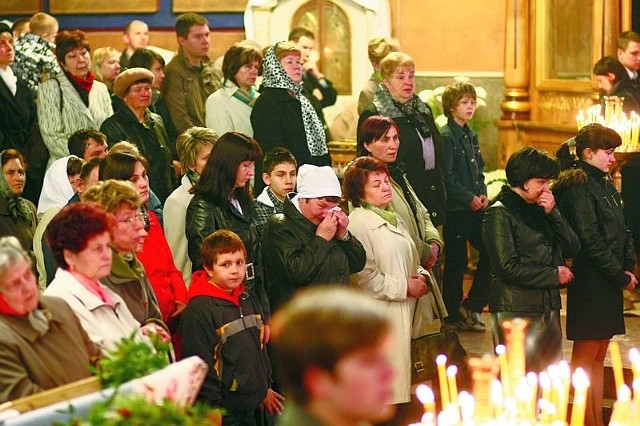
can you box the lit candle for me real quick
[540,371,551,406]
[569,368,589,426]
[490,379,503,419]
[633,378,640,416]
[630,348,640,383]
[558,360,571,423]
[610,341,625,398]
[416,384,436,420]
[527,372,538,421]
[458,391,475,424]
[609,384,632,424]
[447,365,459,407]
[496,344,510,397]
[436,354,450,408]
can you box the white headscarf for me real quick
[37,156,79,216]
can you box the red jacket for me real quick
[137,211,187,322]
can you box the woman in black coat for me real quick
[358,52,446,227]
[483,147,579,372]
[554,124,637,426]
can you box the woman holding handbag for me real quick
[343,156,430,406]
[483,147,580,372]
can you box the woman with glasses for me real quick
[100,152,186,346]
[100,67,175,202]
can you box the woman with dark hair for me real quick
[554,123,637,426]
[127,47,178,149]
[358,52,446,227]
[0,236,99,403]
[482,147,579,372]
[100,67,175,202]
[251,42,330,193]
[0,149,37,266]
[100,152,187,326]
[186,132,269,317]
[343,156,428,406]
[44,202,157,352]
[356,115,442,270]
[206,41,262,136]
[37,29,113,166]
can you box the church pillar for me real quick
[501,0,531,120]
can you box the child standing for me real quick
[441,82,491,332]
[254,147,297,231]
[181,230,284,425]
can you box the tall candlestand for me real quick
[467,355,498,424]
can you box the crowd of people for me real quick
[0,11,638,426]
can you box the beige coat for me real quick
[348,207,423,404]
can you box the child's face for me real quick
[262,162,297,201]
[451,95,477,125]
[206,250,246,294]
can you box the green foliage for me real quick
[92,331,170,388]
[54,393,222,426]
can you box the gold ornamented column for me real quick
[501,0,531,120]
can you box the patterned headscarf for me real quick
[261,43,328,157]
[0,159,33,223]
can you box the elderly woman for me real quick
[44,203,165,352]
[100,152,186,325]
[100,67,175,203]
[38,30,113,166]
[359,52,446,227]
[0,236,99,403]
[81,179,163,326]
[483,147,580,372]
[356,116,442,270]
[128,48,178,149]
[206,41,262,136]
[164,127,217,286]
[343,156,429,406]
[251,41,330,193]
[0,150,37,267]
[555,124,637,426]
[91,46,121,95]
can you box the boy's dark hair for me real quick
[201,229,247,269]
[66,156,83,178]
[80,157,102,184]
[505,147,559,189]
[618,31,640,51]
[175,13,207,39]
[592,56,628,83]
[288,27,314,42]
[68,129,107,159]
[262,147,297,175]
[442,82,477,117]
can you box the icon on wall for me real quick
[49,0,159,14]
[4,0,39,15]
[173,0,249,12]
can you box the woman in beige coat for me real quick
[343,156,429,405]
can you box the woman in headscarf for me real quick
[251,41,330,193]
[0,149,37,268]
[358,52,446,227]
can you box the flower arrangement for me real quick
[419,76,490,132]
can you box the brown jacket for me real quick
[0,296,99,403]
[161,48,222,133]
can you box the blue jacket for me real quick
[441,118,487,212]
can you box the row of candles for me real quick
[576,96,640,152]
[410,318,640,425]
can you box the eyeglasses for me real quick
[117,212,145,226]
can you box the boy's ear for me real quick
[302,366,333,399]
[606,72,617,83]
[262,172,271,186]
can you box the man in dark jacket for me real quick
[262,165,366,312]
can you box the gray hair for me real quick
[0,236,30,278]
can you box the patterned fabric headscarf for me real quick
[261,43,328,157]
[0,156,33,223]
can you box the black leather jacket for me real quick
[261,196,366,312]
[483,188,580,313]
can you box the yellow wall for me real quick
[389,0,506,72]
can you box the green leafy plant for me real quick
[419,76,491,132]
[54,393,222,426]
[92,331,171,388]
